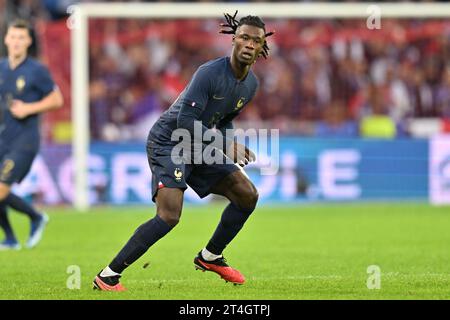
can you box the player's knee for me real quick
[234,184,259,214]
[157,207,182,227]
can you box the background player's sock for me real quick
[109,215,172,274]
[6,193,41,221]
[0,203,17,242]
[201,248,222,261]
[205,203,253,255]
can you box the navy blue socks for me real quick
[109,215,172,273]
[206,203,254,255]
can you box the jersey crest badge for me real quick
[16,76,26,93]
[174,168,183,182]
[235,97,245,111]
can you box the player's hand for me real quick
[228,142,256,167]
[10,100,30,119]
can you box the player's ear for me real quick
[232,35,235,46]
[4,30,9,46]
[25,34,32,47]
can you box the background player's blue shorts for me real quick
[147,141,240,202]
[0,148,36,185]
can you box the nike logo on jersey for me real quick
[213,94,225,100]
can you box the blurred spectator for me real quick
[315,101,358,138]
[360,85,397,138]
[78,17,449,141]
[437,66,450,119]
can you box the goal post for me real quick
[71,2,450,211]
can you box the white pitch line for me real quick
[126,273,450,284]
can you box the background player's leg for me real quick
[0,183,19,246]
[0,202,17,243]
[6,192,50,248]
[1,151,49,248]
[206,170,259,256]
[107,187,184,274]
[6,193,42,221]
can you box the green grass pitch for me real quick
[1,202,449,300]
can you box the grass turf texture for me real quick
[1,203,449,300]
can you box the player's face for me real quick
[232,24,265,65]
[4,27,32,58]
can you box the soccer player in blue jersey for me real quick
[94,13,274,291]
[0,19,63,250]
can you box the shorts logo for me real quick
[16,76,26,93]
[0,159,15,181]
[174,168,183,182]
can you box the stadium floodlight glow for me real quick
[71,2,450,211]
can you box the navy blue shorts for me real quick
[0,148,36,185]
[147,141,240,202]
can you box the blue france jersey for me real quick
[0,57,56,151]
[149,56,258,146]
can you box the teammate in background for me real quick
[0,19,63,250]
[94,12,274,291]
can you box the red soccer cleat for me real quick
[194,252,245,285]
[93,273,127,292]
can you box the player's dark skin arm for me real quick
[158,113,257,226]
[217,114,256,166]
[178,107,255,165]
[211,116,258,210]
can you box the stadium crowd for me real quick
[84,16,450,140]
[1,0,450,142]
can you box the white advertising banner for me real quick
[429,135,450,205]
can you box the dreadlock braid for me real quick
[219,10,239,35]
[219,11,274,59]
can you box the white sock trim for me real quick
[201,248,222,261]
[100,266,120,277]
